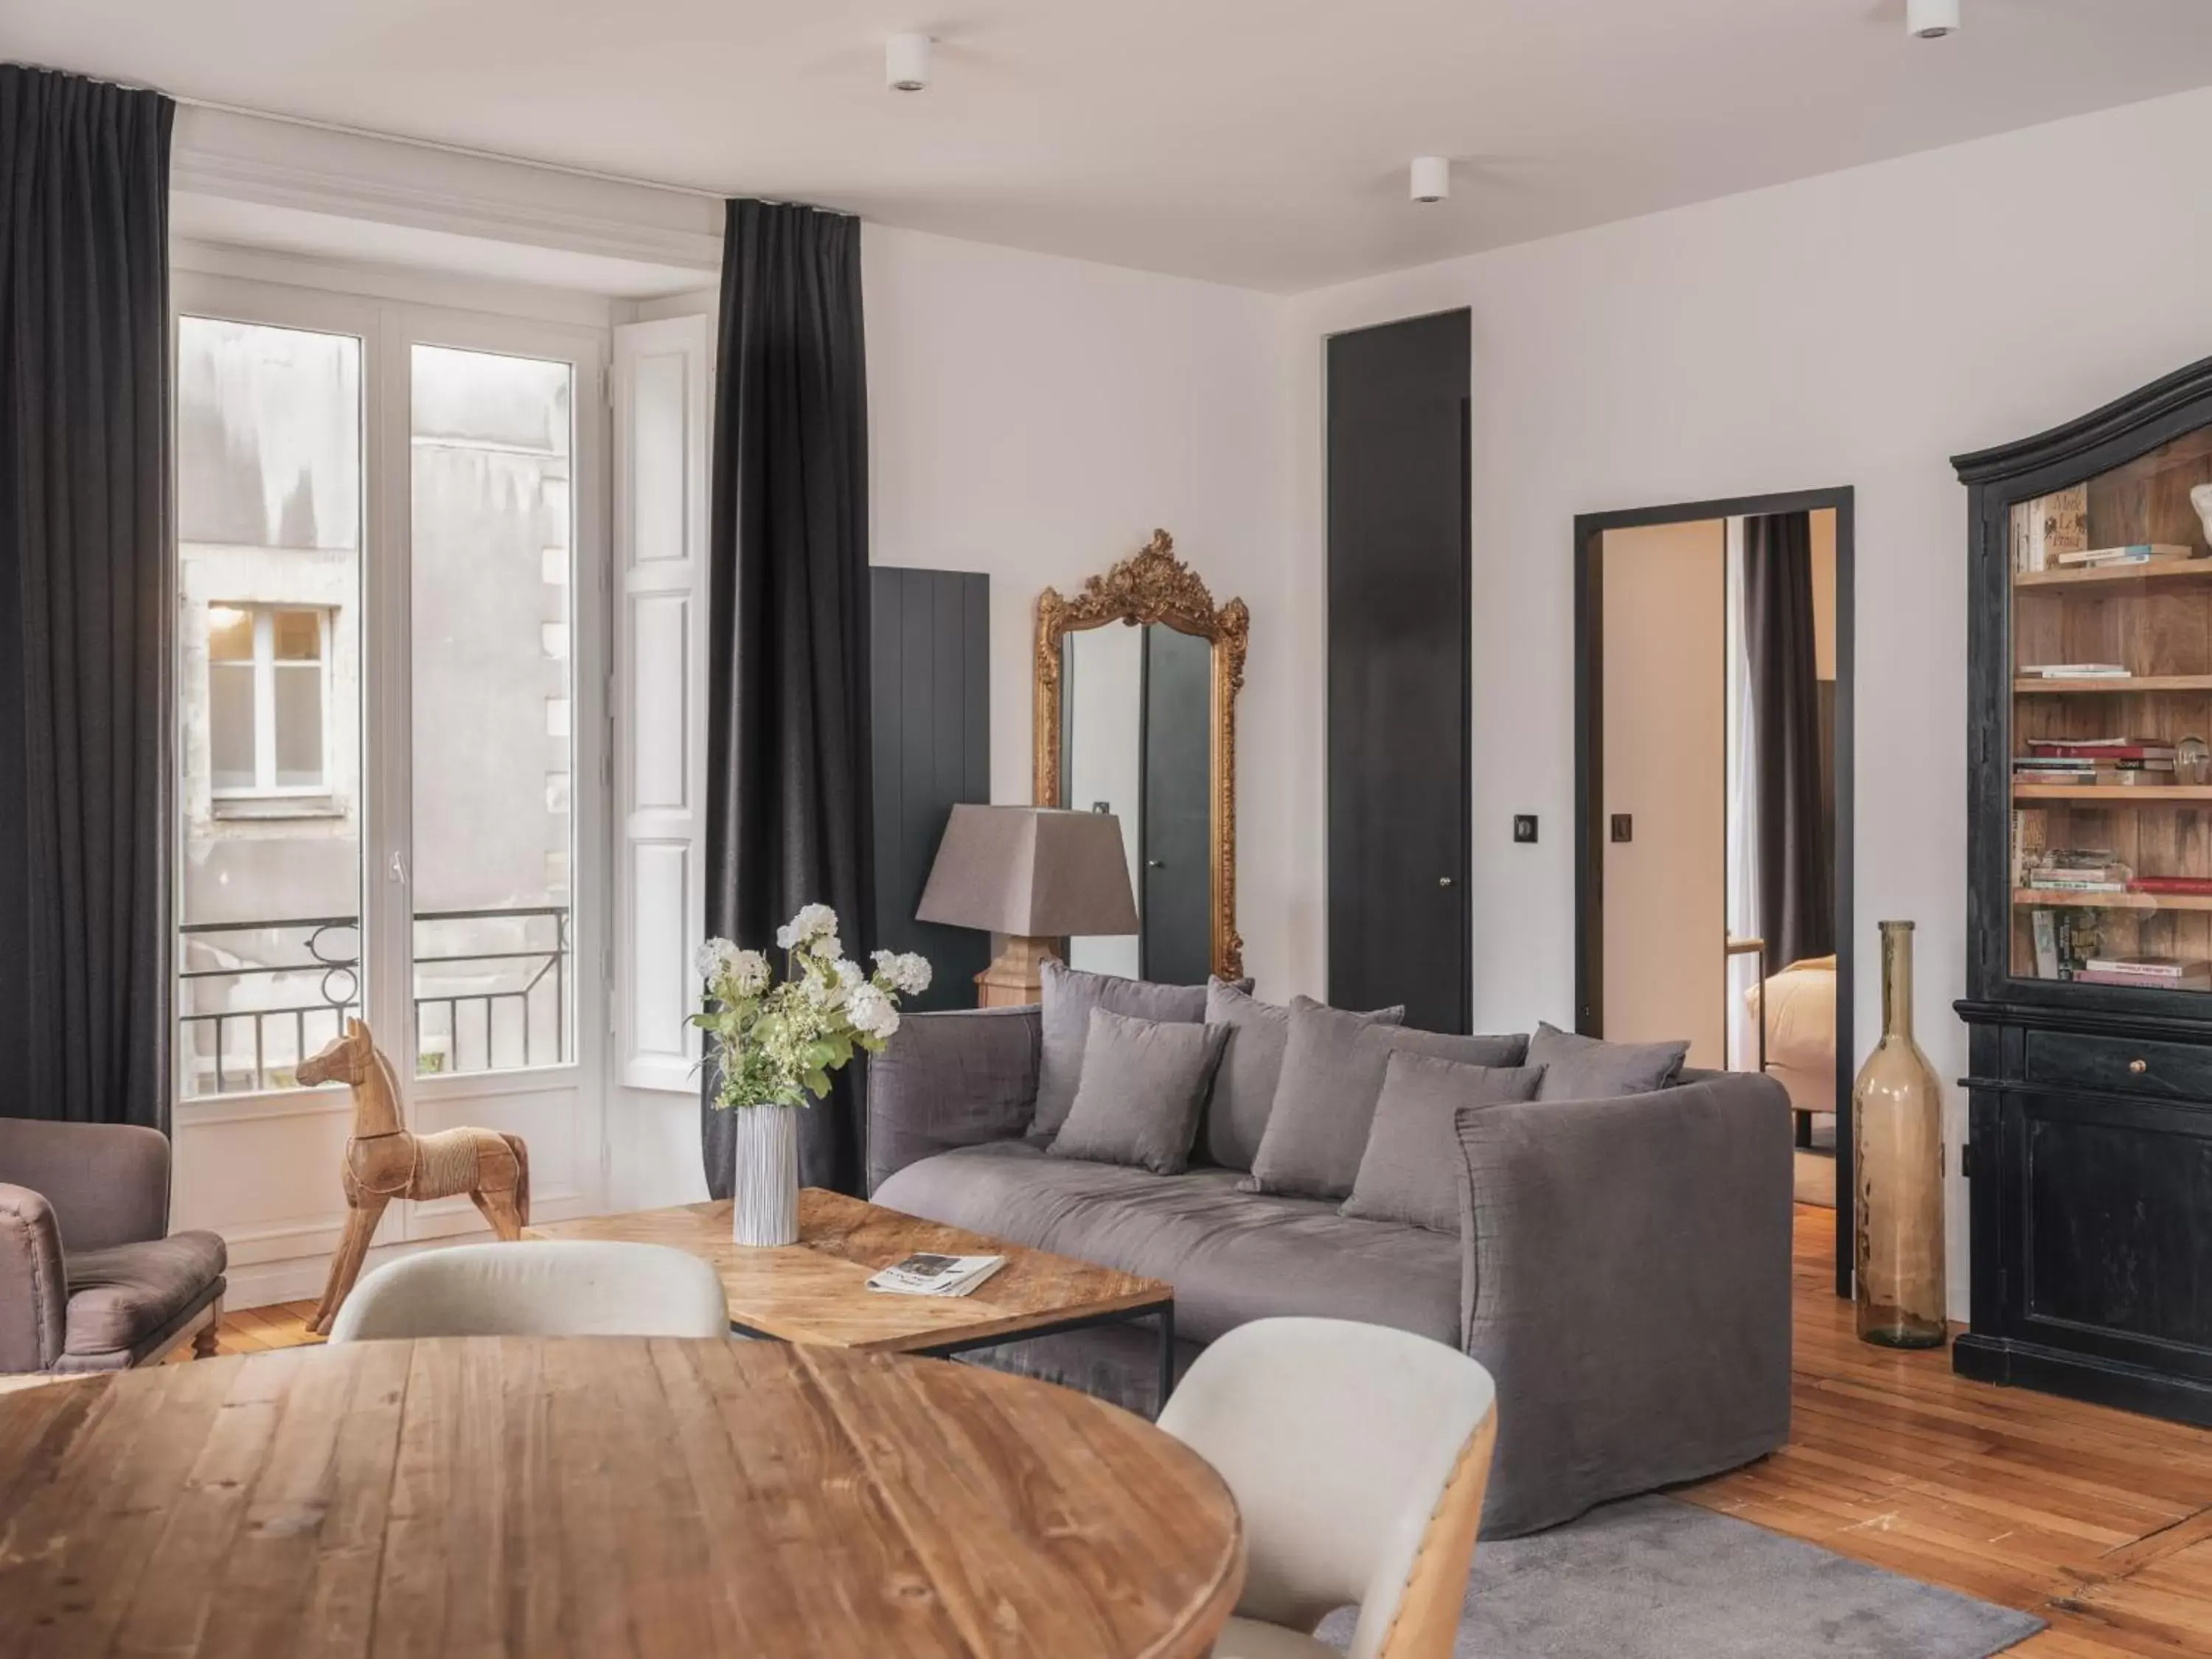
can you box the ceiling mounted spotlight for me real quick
[1410,156,1450,204]
[886,33,932,91]
[1907,0,1960,38]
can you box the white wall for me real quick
[1279,84,2212,1317]
[866,223,1295,974]
[611,225,1293,1209]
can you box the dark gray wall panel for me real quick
[870,567,990,1012]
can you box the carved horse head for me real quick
[297,1018,375,1088]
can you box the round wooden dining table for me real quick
[0,1338,1244,1658]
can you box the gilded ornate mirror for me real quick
[1034,530,1247,980]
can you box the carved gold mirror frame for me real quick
[1034,529,1248,980]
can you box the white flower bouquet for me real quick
[693,903,932,1112]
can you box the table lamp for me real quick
[917,804,1139,1006]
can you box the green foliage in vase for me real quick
[692,903,932,1111]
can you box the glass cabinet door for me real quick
[2009,446,2212,994]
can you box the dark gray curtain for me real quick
[700,201,874,1197]
[1743,512,1833,970]
[0,67,173,1129]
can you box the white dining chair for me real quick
[1158,1316,1498,1659]
[327,1241,730,1341]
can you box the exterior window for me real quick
[206,605,330,797]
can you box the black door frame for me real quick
[1573,486,1857,1298]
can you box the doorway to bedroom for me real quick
[1573,489,1855,1295]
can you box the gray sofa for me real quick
[869,1004,1794,1537]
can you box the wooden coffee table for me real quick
[530,1189,1180,1410]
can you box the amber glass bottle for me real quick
[1853,920,1949,1349]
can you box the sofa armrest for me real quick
[1454,1071,1794,1536]
[866,1006,1042,1194]
[0,1183,68,1374]
[0,1119,170,1251]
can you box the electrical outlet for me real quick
[1512,814,1539,844]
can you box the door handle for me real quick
[1438,876,1454,888]
[1147,859,1166,869]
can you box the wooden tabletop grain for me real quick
[0,1337,1243,1659]
[529,1189,1172,1352]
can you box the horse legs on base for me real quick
[469,1184,526,1242]
[311,1183,391,1337]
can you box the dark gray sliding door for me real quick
[869,568,990,1012]
[1326,310,1471,1032]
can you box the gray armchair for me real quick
[0,1119,227,1376]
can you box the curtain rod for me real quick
[11,60,855,216]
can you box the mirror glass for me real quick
[1061,621,1213,983]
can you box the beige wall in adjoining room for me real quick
[1811,507,1838,683]
[1601,520,1728,1067]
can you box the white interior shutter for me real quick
[613,314,712,1091]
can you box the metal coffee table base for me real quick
[731,1298,1179,1416]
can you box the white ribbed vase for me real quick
[728,1103,800,1247]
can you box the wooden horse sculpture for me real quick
[300,1019,530,1335]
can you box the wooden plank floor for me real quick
[194,1211,2212,1654]
[1682,1208,2212,1656]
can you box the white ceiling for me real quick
[12,0,2212,293]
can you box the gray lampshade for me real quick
[917,805,1140,937]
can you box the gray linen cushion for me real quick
[1245,1000,1402,1199]
[1049,1009,1232,1175]
[1341,1051,1544,1232]
[1201,981,1404,1170]
[1032,961,1228,1145]
[1247,1004,1532,1200]
[1527,1021,1688,1099]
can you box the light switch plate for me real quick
[1512,815,1539,844]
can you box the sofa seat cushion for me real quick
[874,1143,1461,1348]
[63,1231,227,1359]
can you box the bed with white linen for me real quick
[1745,955,1836,1133]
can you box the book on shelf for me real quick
[2024,739,2177,759]
[2011,807,2048,890]
[2020,664,2132,679]
[863,1252,1006,1298]
[2077,956,2212,991]
[2075,970,2212,990]
[2014,487,2090,573]
[2031,909,2061,978]
[2023,849,2132,893]
[2051,543,2198,568]
[2129,876,2212,896]
[2013,759,2173,774]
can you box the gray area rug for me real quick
[1313,1496,2043,1659]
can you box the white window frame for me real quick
[207,603,334,800]
[172,270,611,1115]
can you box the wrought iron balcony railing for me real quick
[177,905,569,1096]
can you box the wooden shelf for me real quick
[2013,784,2212,801]
[2015,560,2212,591]
[2014,675,2212,694]
[2015,888,2212,912]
